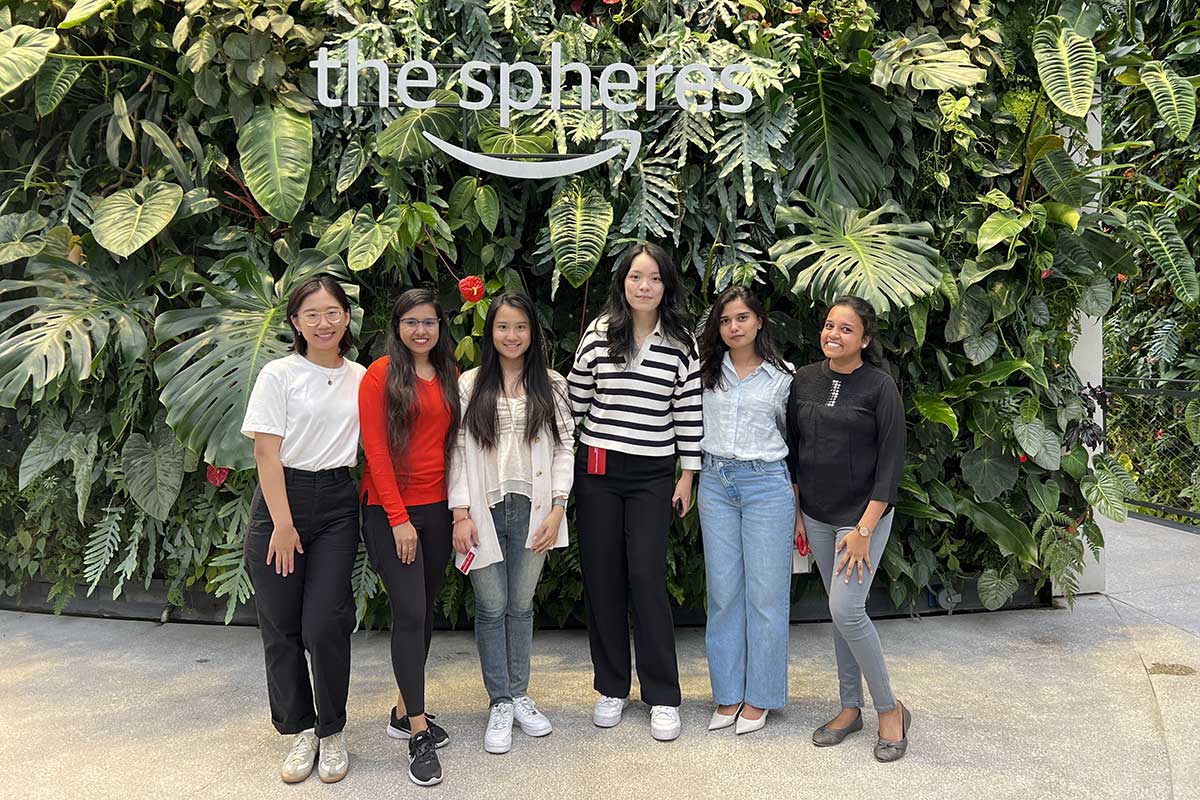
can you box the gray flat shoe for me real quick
[812,709,863,747]
[873,703,912,763]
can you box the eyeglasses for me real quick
[399,318,440,332]
[296,309,347,326]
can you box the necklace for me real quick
[306,355,340,385]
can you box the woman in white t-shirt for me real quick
[240,275,367,785]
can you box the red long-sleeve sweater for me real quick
[358,356,451,526]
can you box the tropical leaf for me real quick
[83,506,123,595]
[913,393,959,437]
[771,200,941,315]
[871,33,987,92]
[91,181,183,258]
[1033,16,1097,117]
[315,209,355,256]
[790,64,892,206]
[960,441,1018,502]
[34,56,82,117]
[0,257,155,406]
[619,156,679,239]
[121,424,186,521]
[1026,477,1061,515]
[1186,399,1200,446]
[476,123,553,156]
[959,497,1038,567]
[347,205,394,272]
[0,210,47,265]
[335,137,369,194]
[236,105,312,223]
[153,251,358,469]
[977,568,1019,611]
[713,93,794,204]
[474,186,500,234]
[377,90,460,163]
[0,26,59,99]
[1139,61,1196,141]
[1127,207,1199,306]
[548,180,613,289]
[59,0,113,29]
[977,211,1030,254]
[17,409,73,489]
[1032,149,1098,206]
[944,284,991,343]
[963,329,999,364]
[1081,470,1126,522]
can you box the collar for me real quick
[722,351,780,379]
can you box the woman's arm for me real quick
[358,363,410,526]
[253,434,303,576]
[566,323,598,427]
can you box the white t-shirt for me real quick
[241,353,367,471]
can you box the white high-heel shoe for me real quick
[735,708,768,735]
[708,704,741,731]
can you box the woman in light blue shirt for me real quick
[697,286,795,736]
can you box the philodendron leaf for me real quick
[1128,206,1199,307]
[237,105,313,223]
[913,393,959,438]
[961,440,1018,502]
[1026,476,1061,515]
[1012,415,1047,457]
[121,424,187,521]
[958,496,1038,567]
[34,56,83,117]
[58,0,113,29]
[1140,61,1196,141]
[977,568,1019,611]
[548,180,613,289]
[1081,471,1127,522]
[347,205,394,271]
[0,26,59,99]
[0,210,47,265]
[1033,16,1097,117]
[91,181,183,258]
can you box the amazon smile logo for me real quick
[309,40,753,179]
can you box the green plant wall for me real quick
[2,0,1191,625]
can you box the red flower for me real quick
[1123,168,1137,180]
[1116,273,1128,282]
[1067,525,1076,534]
[206,465,230,487]
[1019,454,1028,463]
[459,275,485,303]
[819,26,831,39]
[602,0,620,5]
[1155,429,1165,439]
[1041,268,1054,280]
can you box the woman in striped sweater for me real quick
[567,241,703,742]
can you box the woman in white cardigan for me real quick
[448,292,574,756]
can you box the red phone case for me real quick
[587,445,607,475]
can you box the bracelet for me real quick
[552,497,568,508]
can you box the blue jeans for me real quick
[469,493,547,706]
[698,455,796,709]
[805,511,896,712]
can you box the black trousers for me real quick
[243,467,359,738]
[361,497,453,718]
[574,448,682,706]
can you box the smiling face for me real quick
[397,302,440,356]
[624,251,665,314]
[821,304,869,361]
[718,298,761,353]
[492,301,531,364]
[292,287,349,357]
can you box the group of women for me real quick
[239,242,912,788]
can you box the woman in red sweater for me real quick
[359,288,460,787]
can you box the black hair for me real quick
[601,241,694,362]
[828,295,883,366]
[464,292,566,449]
[286,275,353,356]
[699,286,791,390]
[384,288,461,474]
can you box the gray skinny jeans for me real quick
[804,511,897,712]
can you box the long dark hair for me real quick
[829,295,883,367]
[286,275,353,356]
[384,288,460,473]
[464,292,565,450]
[602,241,694,363]
[699,286,791,390]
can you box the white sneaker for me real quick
[593,695,629,728]
[317,731,349,783]
[513,696,553,737]
[484,702,514,754]
[650,705,682,741]
[280,729,318,783]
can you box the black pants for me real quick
[243,467,359,738]
[361,497,453,718]
[574,448,681,706]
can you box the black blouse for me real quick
[786,360,906,527]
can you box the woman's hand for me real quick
[672,472,695,517]
[392,521,419,564]
[266,523,304,576]
[835,530,873,584]
[531,506,565,554]
[794,513,810,557]
[452,516,478,556]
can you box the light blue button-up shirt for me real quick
[700,353,793,462]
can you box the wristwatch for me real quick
[552,497,568,509]
[855,524,872,538]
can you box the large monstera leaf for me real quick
[91,180,183,258]
[236,105,313,223]
[548,180,613,289]
[871,33,987,92]
[771,199,942,315]
[1033,16,1097,118]
[153,250,358,469]
[790,65,892,207]
[0,256,155,406]
[0,26,59,98]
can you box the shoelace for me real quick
[285,734,317,767]
[650,706,677,724]
[411,732,438,763]
[319,734,346,768]
[514,697,539,717]
[598,696,624,710]
[489,704,514,731]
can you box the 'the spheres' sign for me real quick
[309,40,752,178]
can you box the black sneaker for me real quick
[388,707,450,748]
[407,730,442,787]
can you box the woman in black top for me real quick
[786,295,912,762]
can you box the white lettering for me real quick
[460,61,494,110]
[674,63,714,112]
[397,60,436,109]
[499,61,543,127]
[346,39,389,108]
[718,64,753,113]
[309,48,342,108]
[644,63,675,112]
[599,63,639,112]
[550,42,592,112]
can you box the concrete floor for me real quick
[2,515,1198,800]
